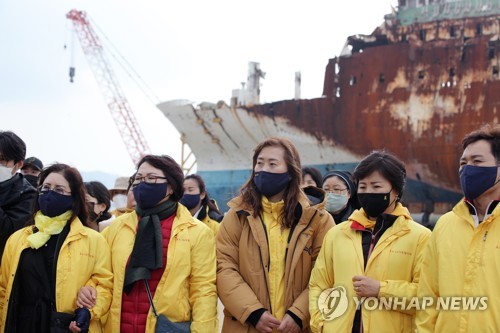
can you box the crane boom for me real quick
[66,9,151,164]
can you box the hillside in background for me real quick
[81,171,124,189]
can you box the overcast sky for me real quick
[1,0,397,182]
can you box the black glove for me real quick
[74,307,91,333]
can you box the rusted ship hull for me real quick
[318,12,500,197]
[158,97,465,214]
[157,2,499,214]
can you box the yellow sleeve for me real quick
[415,229,440,332]
[84,223,113,290]
[204,217,220,236]
[211,219,220,235]
[378,229,431,315]
[0,233,17,330]
[189,225,218,333]
[309,228,336,333]
[87,233,114,321]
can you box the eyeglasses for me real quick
[131,175,168,188]
[128,175,135,189]
[325,187,348,195]
[38,184,72,196]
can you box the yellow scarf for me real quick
[27,210,72,249]
[350,209,377,230]
[349,203,412,230]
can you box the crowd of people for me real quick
[0,123,498,332]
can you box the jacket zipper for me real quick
[257,210,318,315]
[359,219,385,333]
[259,216,271,271]
[286,211,317,264]
[359,234,375,333]
[258,216,272,314]
[367,234,376,259]
[366,219,385,264]
[281,210,317,316]
[51,229,67,310]
[480,230,489,265]
[258,247,273,315]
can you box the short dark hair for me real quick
[353,150,406,200]
[302,167,323,187]
[0,131,26,163]
[85,181,112,222]
[137,155,184,201]
[35,163,89,226]
[462,124,500,163]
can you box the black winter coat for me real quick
[0,173,37,259]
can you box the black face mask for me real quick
[253,171,291,198]
[133,182,168,210]
[38,190,74,217]
[24,174,39,188]
[179,194,201,210]
[358,191,392,218]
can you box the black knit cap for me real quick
[322,170,356,195]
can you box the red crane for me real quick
[66,9,150,164]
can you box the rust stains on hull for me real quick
[248,14,499,194]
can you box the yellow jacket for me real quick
[309,204,431,333]
[0,217,113,332]
[217,189,334,333]
[110,207,134,217]
[416,199,500,332]
[198,206,221,236]
[102,204,218,333]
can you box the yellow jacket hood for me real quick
[348,203,412,229]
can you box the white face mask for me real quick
[112,194,128,209]
[0,165,14,183]
[325,192,349,213]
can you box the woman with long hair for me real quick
[179,174,223,235]
[217,137,334,333]
[84,181,114,232]
[0,163,113,332]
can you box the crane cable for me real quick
[89,16,162,106]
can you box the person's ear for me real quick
[200,192,206,200]
[14,161,23,171]
[96,203,106,215]
[167,187,174,197]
